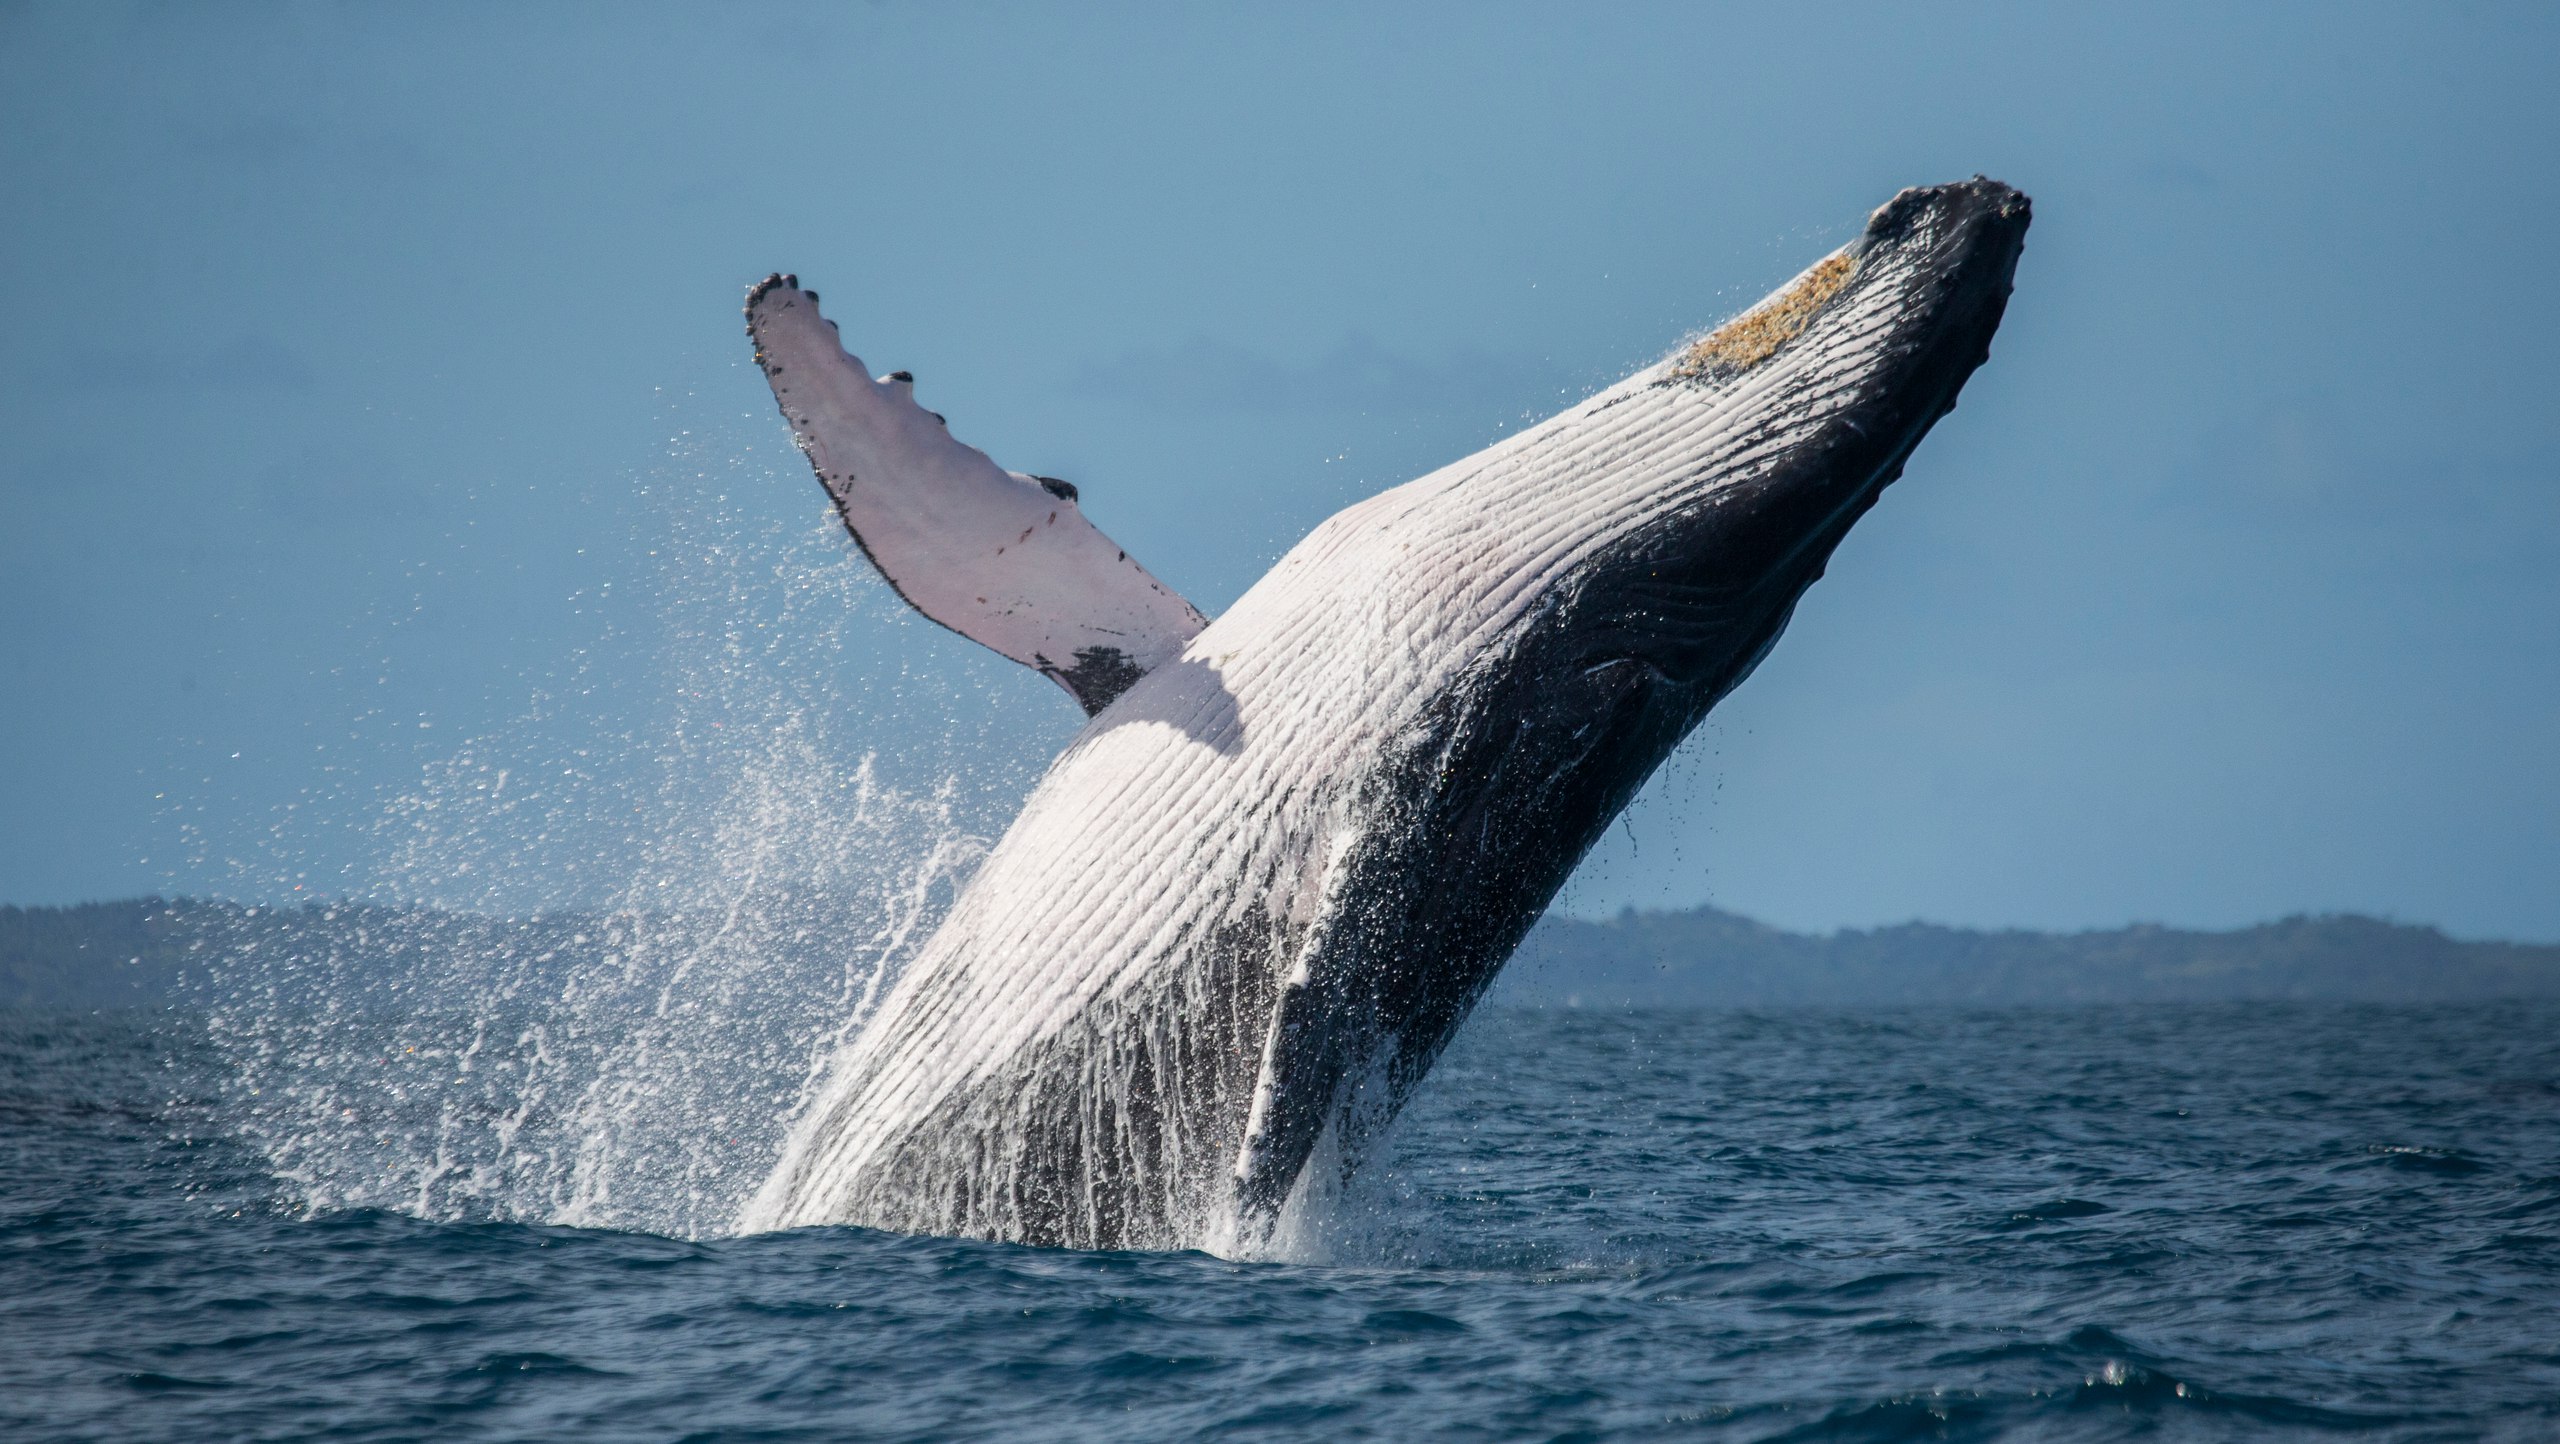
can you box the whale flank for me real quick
[742,178,2032,1251]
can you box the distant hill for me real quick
[0,899,597,1012]
[1494,906,2560,1007]
[1,898,206,1010]
[7,897,2559,1011]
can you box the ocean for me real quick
[5,1001,2556,1441]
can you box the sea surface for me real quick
[5,1001,2557,1441]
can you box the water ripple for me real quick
[3,1003,2557,1440]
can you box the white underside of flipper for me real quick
[746,276,1207,713]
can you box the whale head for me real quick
[1221,177,2031,1228]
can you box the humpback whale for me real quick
[737,178,2030,1251]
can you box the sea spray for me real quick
[197,762,983,1238]
[189,412,1055,1237]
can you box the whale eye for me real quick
[1035,476,1079,502]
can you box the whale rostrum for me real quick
[737,178,2031,1250]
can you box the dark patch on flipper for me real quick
[1044,645,1147,716]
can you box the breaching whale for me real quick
[737,178,2030,1251]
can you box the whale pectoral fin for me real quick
[744,275,1209,715]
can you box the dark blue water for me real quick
[6,1002,2557,1441]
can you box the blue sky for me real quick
[4,2,2555,939]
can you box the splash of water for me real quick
[202,754,982,1238]
[194,415,1052,1238]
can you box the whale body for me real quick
[737,179,2031,1250]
